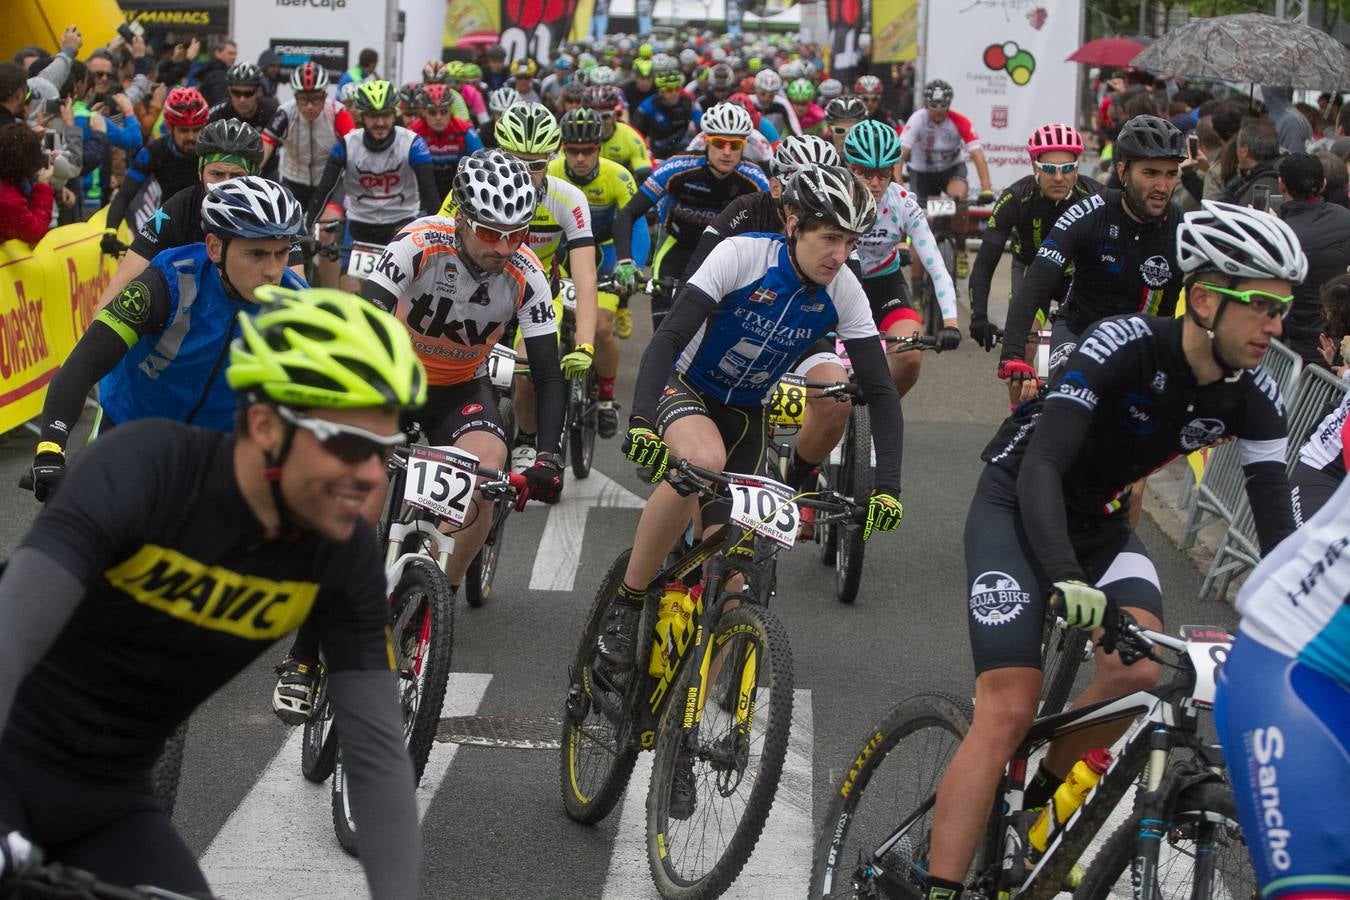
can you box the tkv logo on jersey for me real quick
[105,545,318,640]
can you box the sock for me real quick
[514,430,536,448]
[598,375,616,400]
[784,449,818,492]
[926,876,963,900]
[617,582,645,606]
[1024,764,1062,810]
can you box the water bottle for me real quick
[648,582,695,677]
[1027,748,1112,854]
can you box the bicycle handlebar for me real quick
[662,458,868,524]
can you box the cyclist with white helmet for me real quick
[685,93,776,165]
[854,74,896,127]
[612,101,769,329]
[632,56,697,162]
[817,78,844,104]
[750,67,802,137]
[844,119,961,395]
[30,177,307,499]
[7,287,426,898]
[695,62,738,114]
[900,79,996,279]
[968,123,1102,402]
[923,200,1302,900]
[484,86,523,150]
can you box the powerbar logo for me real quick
[276,0,348,7]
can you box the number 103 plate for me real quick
[728,474,799,548]
[404,445,480,526]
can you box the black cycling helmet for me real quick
[923,79,954,106]
[560,107,604,145]
[782,165,877,235]
[825,96,867,123]
[1114,114,1187,162]
[196,118,264,171]
[226,63,264,87]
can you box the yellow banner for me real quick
[570,0,594,42]
[2,0,125,62]
[871,0,918,63]
[0,208,124,434]
[444,0,500,47]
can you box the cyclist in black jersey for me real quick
[100,87,212,256]
[0,287,427,899]
[999,115,1189,405]
[919,201,1304,900]
[206,64,280,179]
[968,124,1102,370]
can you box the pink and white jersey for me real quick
[900,108,981,173]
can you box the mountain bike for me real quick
[318,430,523,854]
[917,195,959,339]
[0,836,211,899]
[464,343,527,608]
[812,606,1257,900]
[560,459,869,898]
[556,277,619,479]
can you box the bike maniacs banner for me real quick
[501,0,580,66]
[923,0,1082,193]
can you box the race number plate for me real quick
[728,474,799,548]
[1180,625,1233,708]
[560,279,578,311]
[769,373,807,427]
[926,197,958,218]
[404,445,479,526]
[486,344,517,390]
[346,242,383,279]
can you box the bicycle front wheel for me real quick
[835,407,872,605]
[391,557,455,780]
[570,369,598,479]
[301,664,337,783]
[464,501,508,608]
[647,597,794,899]
[1075,780,1257,900]
[1039,611,1091,716]
[152,721,189,817]
[811,692,973,900]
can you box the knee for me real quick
[809,395,851,431]
[892,350,922,380]
[1097,652,1162,695]
[969,694,1038,757]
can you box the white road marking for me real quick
[530,468,645,591]
[601,689,813,899]
[199,673,491,899]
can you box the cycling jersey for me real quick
[312,127,436,226]
[858,182,956,320]
[601,120,654,176]
[546,156,637,245]
[264,98,355,187]
[1297,388,1350,475]
[93,245,306,432]
[984,313,1293,582]
[206,97,279,132]
[632,92,696,161]
[361,216,555,385]
[407,116,483,199]
[438,174,593,277]
[900,108,980,173]
[130,183,303,269]
[106,137,200,232]
[746,93,800,138]
[617,154,769,252]
[683,190,782,277]
[968,173,1102,322]
[1000,189,1183,364]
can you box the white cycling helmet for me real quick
[338,82,360,104]
[753,69,782,93]
[489,86,522,116]
[771,134,840,177]
[589,65,617,86]
[817,78,844,101]
[201,176,304,240]
[1176,200,1307,283]
[700,101,754,138]
[452,149,537,229]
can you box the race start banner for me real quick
[923,0,1082,193]
[499,0,579,66]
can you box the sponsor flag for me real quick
[825,0,866,81]
[871,0,917,63]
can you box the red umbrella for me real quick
[456,32,500,50]
[1067,37,1146,67]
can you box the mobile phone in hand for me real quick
[1253,184,1270,211]
[1187,133,1199,160]
[42,98,63,117]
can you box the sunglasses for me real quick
[91,71,114,81]
[511,155,551,173]
[465,216,530,244]
[707,137,745,150]
[296,93,326,106]
[1036,161,1078,175]
[830,124,854,136]
[277,405,405,464]
[926,101,950,110]
[230,89,258,98]
[1197,282,1293,319]
[849,163,893,181]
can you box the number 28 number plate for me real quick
[728,474,799,548]
[769,373,807,427]
[404,445,479,526]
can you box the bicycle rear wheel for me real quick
[570,369,598,479]
[560,549,649,824]
[465,501,508,608]
[646,597,793,899]
[811,692,973,900]
[835,407,872,604]
[1074,781,1257,900]
[152,721,189,817]
[301,664,337,783]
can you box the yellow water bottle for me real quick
[648,582,694,677]
[1028,748,1112,853]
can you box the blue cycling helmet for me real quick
[843,119,902,169]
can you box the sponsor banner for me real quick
[268,39,348,82]
[121,4,230,33]
[5,0,123,62]
[0,208,124,434]
[444,0,499,47]
[871,0,916,63]
[923,0,1082,193]
[826,0,867,80]
[499,0,579,66]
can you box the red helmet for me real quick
[583,85,623,114]
[289,60,329,93]
[1028,122,1084,159]
[419,82,451,110]
[164,86,209,127]
[727,92,762,129]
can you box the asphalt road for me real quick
[0,263,1236,899]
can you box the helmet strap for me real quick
[262,417,303,535]
[215,238,247,302]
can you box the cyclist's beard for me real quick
[1122,171,1164,221]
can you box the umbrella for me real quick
[1131,13,1350,90]
[455,32,500,50]
[1066,37,1146,68]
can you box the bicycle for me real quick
[560,459,869,898]
[915,194,959,339]
[811,604,1257,900]
[0,839,210,899]
[316,428,523,854]
[296,219,343,287]
[556,277,621,479]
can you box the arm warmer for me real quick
[1244,460,1296,555]
[327,670,421,900]
[522,332,566,456]
[967,230,1010,321]
[843,335,904,494]
[1001,256,1062,363]
[39,321,130,449]
[1015,403,1093,583]
[305,157,345,226]
[0,548,85,734]
[612,190,656,261]
[682,228,721,281]
[630,286,717,425]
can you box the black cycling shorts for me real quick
[963,464,1164,674]
[0,742,209,897]
[419,378,506,446]
[910,164,969,200]
[861,269,920,331]
[1290,461,1341,527]
[655,371,768,528]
